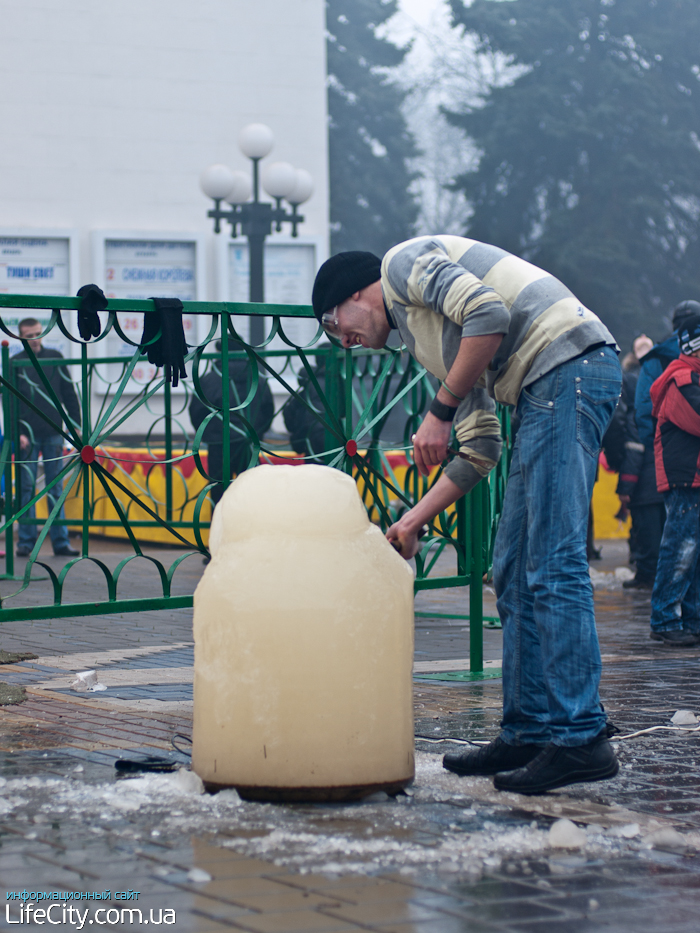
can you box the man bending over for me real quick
[311,236,621,795]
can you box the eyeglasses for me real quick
[320,305,362,348]
[321,305,341,338]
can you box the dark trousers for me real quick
[629,502,666,581]
[206,443,251,504]
[651,488,700,633]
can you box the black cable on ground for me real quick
[172,733,193,757]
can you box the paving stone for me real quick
[381,920,493,933]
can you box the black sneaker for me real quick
[53,545,79,557]
[15,546,32,557]
[622,576,654,590]
[650,629,700,647]
[494,734,619,795]
[443,736,543,776]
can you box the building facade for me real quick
[0,0,329,436]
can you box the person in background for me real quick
[609,336,653,569]
[0,415,5,559]
[14,319,80,558]
[283,357,344,463]
[628,305,700,589]
[647,315,700,646]
[189,340,274,504]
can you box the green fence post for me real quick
[80,341,90,556]
[164,378,173,524]
[469,482,484,673]
[324,346,344,466]
[456,491,467,579]
[221,315,231,494]
[1,342,14,578]
[343,347,353,475]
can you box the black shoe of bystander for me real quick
[622,576,654,590]
[649,629,700,647]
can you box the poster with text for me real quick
[0,237,73,358]
[102,239,198,390]
[227,242,318,351]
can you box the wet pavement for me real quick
[0,538,698,931]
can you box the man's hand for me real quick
[412,412,453,476]
[616,493,630,522]
[386,518,422,560]
[19,434,30,452]
[385,474,464,562]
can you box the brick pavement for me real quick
[0,539,698,931]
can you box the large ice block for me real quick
[192,464,415,802]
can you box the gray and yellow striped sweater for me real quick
[382,235,617,492]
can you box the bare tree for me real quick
[380,1,528,235]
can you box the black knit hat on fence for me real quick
[312,251,381,322]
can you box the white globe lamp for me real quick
[262,162,297,199]
[287,169,314,205]
[201,128,314,330]
[225,170,253,204]
[238,123,274,159]
[199,164,235,200]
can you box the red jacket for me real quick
[651,355,700,491]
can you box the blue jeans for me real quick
[17,436,71,551]
[493,347,621,747]
[650,487,700,634]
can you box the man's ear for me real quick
[351,291,361,301]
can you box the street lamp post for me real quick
[200,124,314,344]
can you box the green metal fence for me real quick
[0,294,510,672]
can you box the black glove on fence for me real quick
[76,284,106,340]
[140,297,188,388]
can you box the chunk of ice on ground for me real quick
[70,670,106,692]
[589,568,633,590]
[644,827,687,849]
[186,868,212,883]
[670,710,698,726]
[172,768,204,796]
[548,818,587,849]
[607,823,640,839]
[614,567,635,582]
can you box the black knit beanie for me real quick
[672,300,700,332]
[312,251,381,322]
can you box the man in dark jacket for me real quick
[647,315,700,646]
[14,318,81,557]
[189,341,274,503]
[610,337,651,568]
[282,357,347,463]
[628,301,700,588]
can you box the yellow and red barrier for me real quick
[40,446,629,547]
